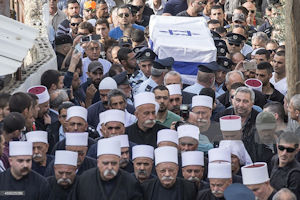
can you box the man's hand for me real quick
[44,113,51,125]
[86,84,97,99]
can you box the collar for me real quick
[49,108,59,116]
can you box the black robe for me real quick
[70,168,143,200]
[50,137,96,155]
[44,156,97,177]
[125,123,168,148]
[141,177,197,200]
[31,154,54,177]
[0,169,50,200]
[121,160,134,173]
[197,188,225,200]
[47,175,78,200]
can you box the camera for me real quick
[80,34,101,43]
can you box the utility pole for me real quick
[285,0,300,98]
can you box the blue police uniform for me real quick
[129,70,148,95]
[137,76,158,93]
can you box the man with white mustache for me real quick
[142,146,197,199]
[70,138,143,199]
[26,130,54,176]
[197,162,232,200]
[181,151,208,191]
[126,92,167,148]
[47,150,78,200]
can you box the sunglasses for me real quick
[228,43,240,47]
[278,145,296,153]
[250,10,255,14]
[118,13,130,18]
[198,0,207,5]
[70,23,80,26]
[268,49,276,54]
[85,9,96,12]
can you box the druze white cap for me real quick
[9,141,33,156]
[54,150,78,166]
[208,147,231,163]
[97,138,121,157]
[66,106,87,121]
[155,146,178,166]
[177,124,199,141]
[27,85,50,104]
[157,129,178,145]
[65,132,89,146]
[182,151,204,167]
[110,135,129,148]
[166,84,182,95]
[99,109,125,125]
[26,131,48,144]
[242,162,269,185]
[245,78,262,92]
[132,145,154,160]
[98,77,117,90]
[192,95,213,109]
[220,115,242,131]
[208,162,232,179]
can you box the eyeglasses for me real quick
[198,0,207,5]
[278,145,296,153]
[118,13,130,18]
[268,49,276,54]
[85,9,96,12]
[228,42,240,47]
[70,23,80,26]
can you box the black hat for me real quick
[217,56,234,71]
[198,61,220,73]
[135,47,156,61]
[133,45,146,54]
[224,183,255,200]
[214,39,228,57]
[226,32,246,45]
[211,30,221,40]
[112,71,129,85]
[88,61,103,73]
[118,36,132,47]
[153,57,174,69]
[55,35,73,45]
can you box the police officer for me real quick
[113,71,134,105]
[129,47,156,94]
[225,32,246,54]
[215,56,234,97]
[137,57,174,93]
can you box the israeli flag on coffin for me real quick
[149,15,217,85]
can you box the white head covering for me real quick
[98,77,117,90]
[177,124,199,141]
[54,150,78,166]
[66,106,87,121]
[99,109,125,125]
[134,92,156,108]
[110,135,129,148]
[9,141,33,156]
[26,131,48,144]
[245,78,263,92]
[65,132,89,146]
[27,85,50,104]
[208,148,231,163]
[242,162,269,185]
[97,138,121,157]
[166,84,182,95]
[132,145,154,160]
[155,146,178,166]
[182,151,204,167]
[208,162,232,179]
[220,115,242,131]
[157,129,178,145]
[192,95,213,109]
[219,140,253,165]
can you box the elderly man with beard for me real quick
[166,84,183,116]
[189,95,222,149]
[26,131,54,176]
[0,141,50,199]
[126,92,167,148]
[47,150,78,200]
[181,151,208,191]
[132,145,155,184]
[46,132,96,176]
[153,85,181,128]
[142,146,197,199]
[197,162,232,200]
[71,138,143,199]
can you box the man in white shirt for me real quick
[270,50,287,95]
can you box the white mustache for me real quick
[144,120,156,125]
[162,176,174,181]
[33,154,43,159]
[57,178,72,185]
[120,158,129,165]
[104,169,117,177]
[197,119,208,123]
[187,176,200,182]
[212,190,223,195]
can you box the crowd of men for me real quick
[0,0,300,199]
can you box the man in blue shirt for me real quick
[109,5,145,40]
